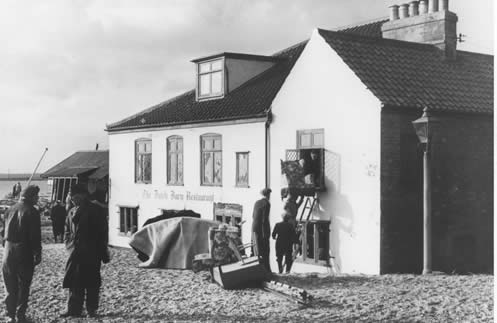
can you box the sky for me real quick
[0,0,493,173]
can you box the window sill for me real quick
[135,181,152,185]
[235,185,250,188]
[167,183,184,187]
[200,184,222,187]
[117,232,135,237]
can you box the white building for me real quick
[107,2,493,274]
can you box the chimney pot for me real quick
[389,5,400,20]
[419,0,428,14]
[429,0,439,13]
[439,0,448,11]
[399,4,409,18]
[409,1,419,16]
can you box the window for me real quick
[236,152,249,187]
[201,134,222,186]
[135,139,152,183]
[297,129,324,149]
[167,136,183,185]
[119,206,138,236]
[197,59,224,99]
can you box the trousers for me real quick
[67,287,100,315]
[2,242,34,319]
[276,249,293,273]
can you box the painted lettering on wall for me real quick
[142,189,214,202]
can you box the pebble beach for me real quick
[0,227,492,323]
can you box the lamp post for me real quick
[412,107,439,275]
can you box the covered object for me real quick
[129,217,219,269]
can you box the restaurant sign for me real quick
[142,189,214,202]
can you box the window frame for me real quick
[167,135,184,186]
[118,206,139,236]
[196,58,225,100]
[296,128,324,149]
[200,133,222,186]
[135,138,152,184]
[235,151,250,188]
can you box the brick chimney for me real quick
[381,0,458,59]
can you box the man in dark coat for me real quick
[61,184,109,318]
[2,185,42,323]
[50,200,66,243]
[272,212,298,274]
[251,188,272,273]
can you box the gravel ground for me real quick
[0,226,492,322]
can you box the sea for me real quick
[0,180,50,199]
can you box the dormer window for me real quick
[197,58,224,100]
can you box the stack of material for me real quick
[262,281,314,305]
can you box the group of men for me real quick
[251,188,301,275]
[1,183,109,323]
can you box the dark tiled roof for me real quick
[42,151,109,179]
[337,19,388,38]
[107,41,307,131]
[319,29,493,114]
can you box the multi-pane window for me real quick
[236,152,249,187]
[119,206,138,236]
[135,139,152,183]
[297,129,324,149]
[201,134,222,186]
[167,136,183,185]
[198,59,223,99]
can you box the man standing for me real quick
[2,185,42,323]
[61,184,109,318]
[49,201,66,243]
[251,188,272,273]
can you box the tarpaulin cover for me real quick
[129,217,220,269]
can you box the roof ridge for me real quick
[106,90,194,130]
[333,17,388,32]
[272,39,309,57]
[456,50,494,59]
[319,28,440,52]
[74,150,109,153]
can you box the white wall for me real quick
[269,29,382,274]
[108,121,267,248]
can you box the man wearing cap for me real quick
[61,184,109,318]
[251,188,272,273]
[2,185,42,323]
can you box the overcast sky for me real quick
[0,0,493,173]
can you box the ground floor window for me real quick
[213,202,243,228]
[119,206,138,235]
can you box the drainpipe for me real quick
[265,110,272,189]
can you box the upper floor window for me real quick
[197,59,224,100]
[167,136,183,185]
[201,134,222,186]
[297,128,324,149]
[135,139,152,183]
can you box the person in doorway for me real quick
[272,212,298,274]
[302,150,321,187]
[49,200,66,243]
[2,185,42,323]
[251,188,272,273]
[61,184,109,318]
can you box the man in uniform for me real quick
[61,184,109,318]
[2,185,42,323]
[251,188,272,273]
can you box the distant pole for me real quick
[26,148,49,187]
[95,143,99,151]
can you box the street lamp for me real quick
[412,107,439,275]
